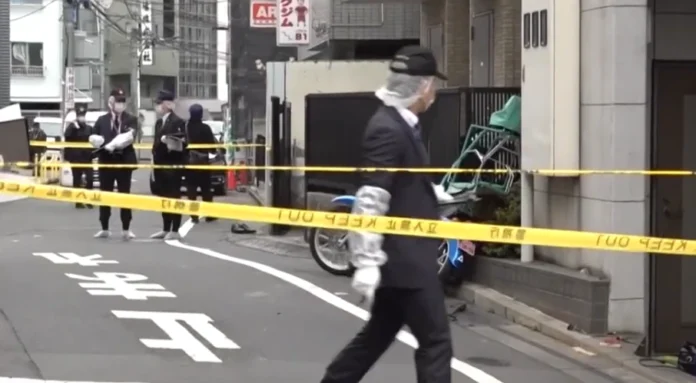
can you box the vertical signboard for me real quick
[250,0,276,28]
[276,0,310,46]
[140,0,153,66]
[65,67,75,110]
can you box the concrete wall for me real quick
[331,0,421,40]
[420,0,520,87]
[529,0,649,332]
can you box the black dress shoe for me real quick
[205,217,218,222]
[87,204,94,209]
[191,216,200,224]
[75,203,85,209]
[231,223,256,234]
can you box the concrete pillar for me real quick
[578,0,649,332]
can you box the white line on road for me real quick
[166,239,505,383]
[178,218,195,238]
[0,379,146,383]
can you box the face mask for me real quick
[77,117,86,123]
[113,102,126,113]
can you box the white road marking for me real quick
[0,379,146,383]
[178,218,195,237]
[33,252,118,266]
[66,272,176,300]
[572,346,596,356]
[166,240,504,383]
[112,310,239,363]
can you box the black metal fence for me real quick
[304,87,521,194]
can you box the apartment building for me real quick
[10,0,93,115]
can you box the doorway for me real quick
[651,61,696,353]
[471,12,493,87]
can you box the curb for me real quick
[457,283,693,383]
[248,186,264,206]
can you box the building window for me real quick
[162,0,175,38]
[540,10,548,47]
[531,11,539,48]
[11,42,44,77]
[523,13,530,49]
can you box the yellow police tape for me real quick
[29,141,267,150]
[0,179,694,256]
[8,161,696,176]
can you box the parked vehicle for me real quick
[308,192,480,281]
[308,96,522,287]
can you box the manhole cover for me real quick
[465,357,510,367]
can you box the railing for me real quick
[304,87,521,194]
[11,65,44,77]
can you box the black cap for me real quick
[155,90,175,104]
[75,105,87,116]
[389,45,447,80]
[110,88,127,102]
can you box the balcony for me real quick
[11,65,44,77]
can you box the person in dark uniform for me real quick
[64,105,94,209]
[184,103,217,223]
[89,89,138,240]
[150,90,187,240]
[320,46,453,383]
[28,121,47,176]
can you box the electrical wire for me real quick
[11,0,59,22]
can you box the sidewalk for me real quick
[0,171,36,204]
[457,284,696,383]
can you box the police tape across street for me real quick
[8,158,696,176]
[0,178,693,257]
[29,140,267,150]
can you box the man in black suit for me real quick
[150,90,187,241]
[89,89,138,240]
[64,105,94,209]
[184,103,217,223]
[320,46,453,383]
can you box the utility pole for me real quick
[61,0,77,127]
[129,27,141,115]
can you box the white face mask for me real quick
[113,102,126,113]
[77,116,86,123]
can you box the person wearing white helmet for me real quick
[320,45,453,383]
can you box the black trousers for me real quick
[156,169,183,232]
[72,166,94,190]
[321,284,453,383]
[185,170,212,217]
[98,169,133,230]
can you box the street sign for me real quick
[276,0,310,46]
[140,0,154,66]
[250,0,276,28]
[65,67,75,110]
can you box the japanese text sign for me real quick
[276,0,310,46]
[251,0,276,28]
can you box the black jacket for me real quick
[185,120,217,154]
[92,111,138,167]
[63,121,93,163]
[152,113,187,166]
[360,106,440,288]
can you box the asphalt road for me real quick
[0,170,656,383]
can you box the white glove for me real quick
[102,131,134,152]
[433,184,454,202]
[88,135,104,148]
[160,135,167,144]
[351,266,381,304]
